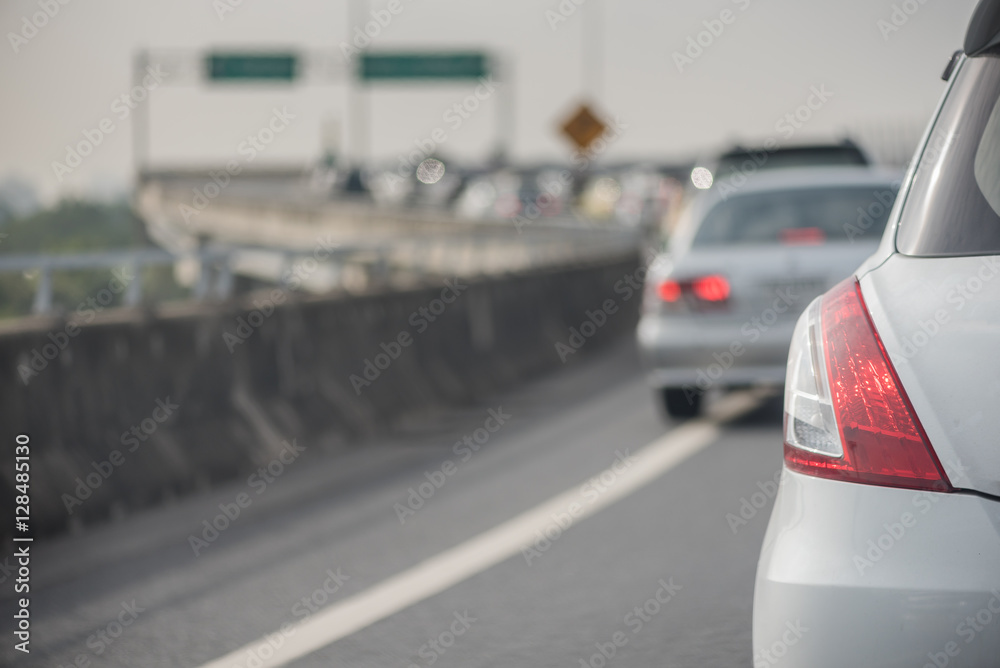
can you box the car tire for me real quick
[660,387,702,419]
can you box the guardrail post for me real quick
[124,261,143,307]
[194,254,211,301]
[280,251,294,290]
[215,253,234,300]
[32,265,53,314]
[373,247,389,284]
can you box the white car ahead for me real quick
[638,167,899,418]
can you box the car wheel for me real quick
[660,387,702,419]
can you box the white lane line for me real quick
[197,391,761,668]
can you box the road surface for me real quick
[5,340,785,667]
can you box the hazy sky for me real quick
[0,0,980,202]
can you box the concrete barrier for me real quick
[0,254,641,537]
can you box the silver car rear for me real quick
[754,14,1000,664]
[638,167,900,418]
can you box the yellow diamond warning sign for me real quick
[560,104,608,153]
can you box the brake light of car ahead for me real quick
[657,275,731,304]
[780,227,826,245]
[782,278,952,492]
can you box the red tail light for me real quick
[780,227,826,245]
[783,279,951,492]
[657,280,682,302]
[691,275,730,302]
[656,275,730,304]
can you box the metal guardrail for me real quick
[0,248,175,315]
[0,245,369,315]
[0,222,642,317]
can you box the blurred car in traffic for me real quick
[697,140,870,187]
[576,164,683,229]
[455,166,574,220]
[665,140,872,237]
[454,163,685,229]
[754,4,1000,665]
[638,167,899,418]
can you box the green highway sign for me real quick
[359,52,489,81]
[206,53,298,81]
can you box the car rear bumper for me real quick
[754,469,1000,668]
[636,315,794,388]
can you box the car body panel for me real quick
[755,469,1000,668]
[754,23,1000,668]
[859,254,1000,497]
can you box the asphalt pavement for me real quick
[3,339,785,668]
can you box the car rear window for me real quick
[897,56,1000,256]
[692,186,897,247]
[716,147,868,179]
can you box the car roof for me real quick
[717,141,868,164]
[699,166,902,207]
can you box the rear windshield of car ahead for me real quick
[716,148,867,179]
[692,185,897,247]
[897,55,1000,256]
